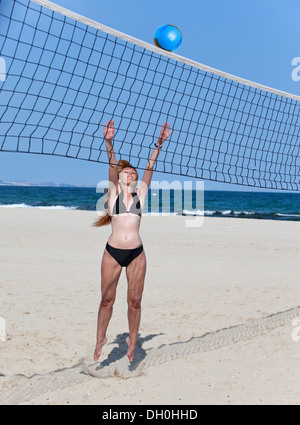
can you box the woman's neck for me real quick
[119,184,135,196]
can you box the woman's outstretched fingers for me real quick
[160,121,173,142]
[104,119,115,140]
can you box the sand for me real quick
[0,208,299,405]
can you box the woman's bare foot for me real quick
[94,337,108,361]
[126,336,135,362]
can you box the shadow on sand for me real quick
[93,332,163,373]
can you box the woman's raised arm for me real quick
[139,122,173,194]
[104,119,118,188]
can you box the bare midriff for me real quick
[107,214,142,249]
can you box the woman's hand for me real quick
[103,119,117,167]
[157,122,173,147]
[104,119,115,141]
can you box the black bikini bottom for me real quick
[105,243,144,267]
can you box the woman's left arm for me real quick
[138,122,173,196]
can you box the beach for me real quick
[0,208,299,405]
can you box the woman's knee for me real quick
[100,294,115,308]
[127,297,142,310]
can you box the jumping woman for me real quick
[93,119,173,362]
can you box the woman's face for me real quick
[119,167,138,186]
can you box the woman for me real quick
[94,119,173,362]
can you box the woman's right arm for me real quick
[104,119,118,189]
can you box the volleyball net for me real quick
[0,0,299,191]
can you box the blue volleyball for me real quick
[154,24,183,52]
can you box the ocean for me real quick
[0,185,299,222]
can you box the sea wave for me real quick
[0,203,78,210]
[181,209,300,221]
[143,212,177,216]
[0,204,299,221]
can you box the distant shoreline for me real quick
[1,181,299,194]
[0,181,94,188]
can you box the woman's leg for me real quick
[94,249,122,361]
[125,250,147,362]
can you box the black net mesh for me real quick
[0,0,299,190]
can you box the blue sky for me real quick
[0,0,299,191]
